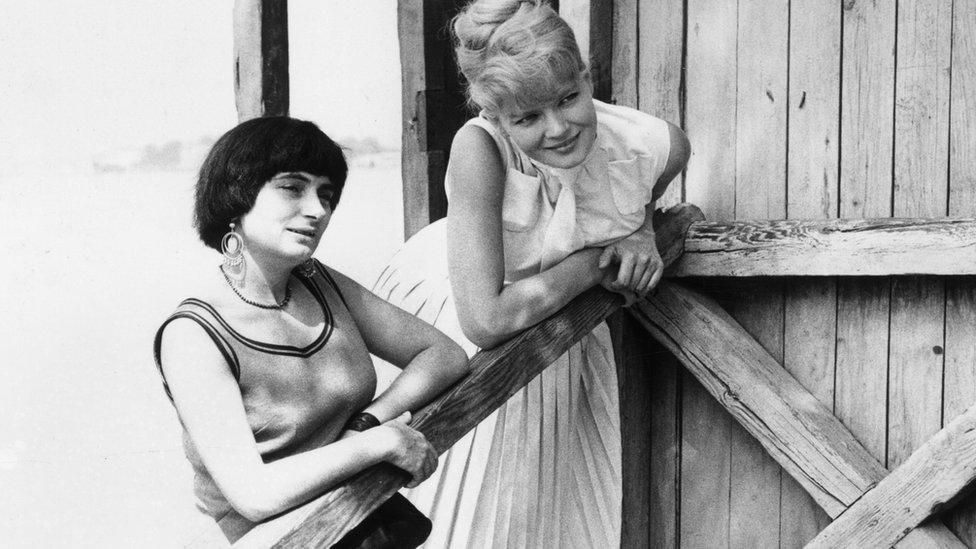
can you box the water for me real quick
[0,161,404,547]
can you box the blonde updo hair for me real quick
[452,0,586,115]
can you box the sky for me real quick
[0,1,401,172]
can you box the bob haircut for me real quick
[194,117,348,251]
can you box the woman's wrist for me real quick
[343,412,380,432]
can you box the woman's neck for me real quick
[235,251,296,303]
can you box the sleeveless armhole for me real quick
[153,306,241,403]
[315,259,350,310]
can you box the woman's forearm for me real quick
[363,343,469,423]
[222,428,395,522]
[466,247,606,348]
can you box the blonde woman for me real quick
[378,1,691,546]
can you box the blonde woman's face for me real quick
[495,74,597,169]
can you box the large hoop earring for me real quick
[221,222,246,286]
[297,258,317,278]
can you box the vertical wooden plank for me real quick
[647,344,681,549]
[726,285,785,549]
[611,0,638,107]
[562,0,613,102]
[399,0,430,238]
[835,0,895,469]
[609,312,653,549]
[729,1,788,546]
[943,1,976,542]
[233,0,289,121]
[781,0,840,544]
[945,0,976,429]
[639,0,685,209]
[399,0,467,238]
[888,0,952,468]
[682,1,736,546]
[685,0,736,222]
[636,2,685,545]
[609,2,650,546]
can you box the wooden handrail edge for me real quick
[670,217,976,277]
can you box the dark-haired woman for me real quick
[153,116,469,544]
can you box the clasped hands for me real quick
[598,226,663,306]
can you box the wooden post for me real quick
[398,0,468,239]
[559,0,612,101]
[233,0,289,120]
[628,282,966,548]
[232,204,704,548]
[809,404,976,548]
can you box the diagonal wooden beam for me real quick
[669,217,976,276]
[628,282,965,547]
[231,204,704,547]
[808,403,976,548]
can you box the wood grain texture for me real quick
[781,1,841,543]
[730,2,789,545]
[398,0,430,239]
[607,3,646,542]
[233,0,289,121]
[888,0,952,471]
[808,404,976,549]
[634,1,685,543]
[399,0,465,238]
[681,2,738,546]
[611,0,638,107]
[727,282,785,549]
[647,343,681,549]
[668,218,976,277]
[944,1,976,540]
[632,282,879,518]
[232,205,704,548]
[610,312,653,549]
[684,0,737,222]
[560,0,613,101]
[630,283,965,548]
[782,280,835,543]
[638,0,684,209]
[835,0,895,489]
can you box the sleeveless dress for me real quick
[375,100,672,548]
[153,261,376,543]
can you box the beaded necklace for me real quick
[220,267,292,310]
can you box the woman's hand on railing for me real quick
[598,224,665,299]
[377,412,438,488]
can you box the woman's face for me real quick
[238,171,334,265]
[494,74,597,169]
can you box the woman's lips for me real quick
[546,133,579,152]
[287,228,316,238]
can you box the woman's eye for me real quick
[515,113,538,126]
[559,92,579,106]
[280,185,300,193]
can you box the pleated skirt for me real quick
[373,220,622,549]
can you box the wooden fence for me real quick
[606,1,976,546]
